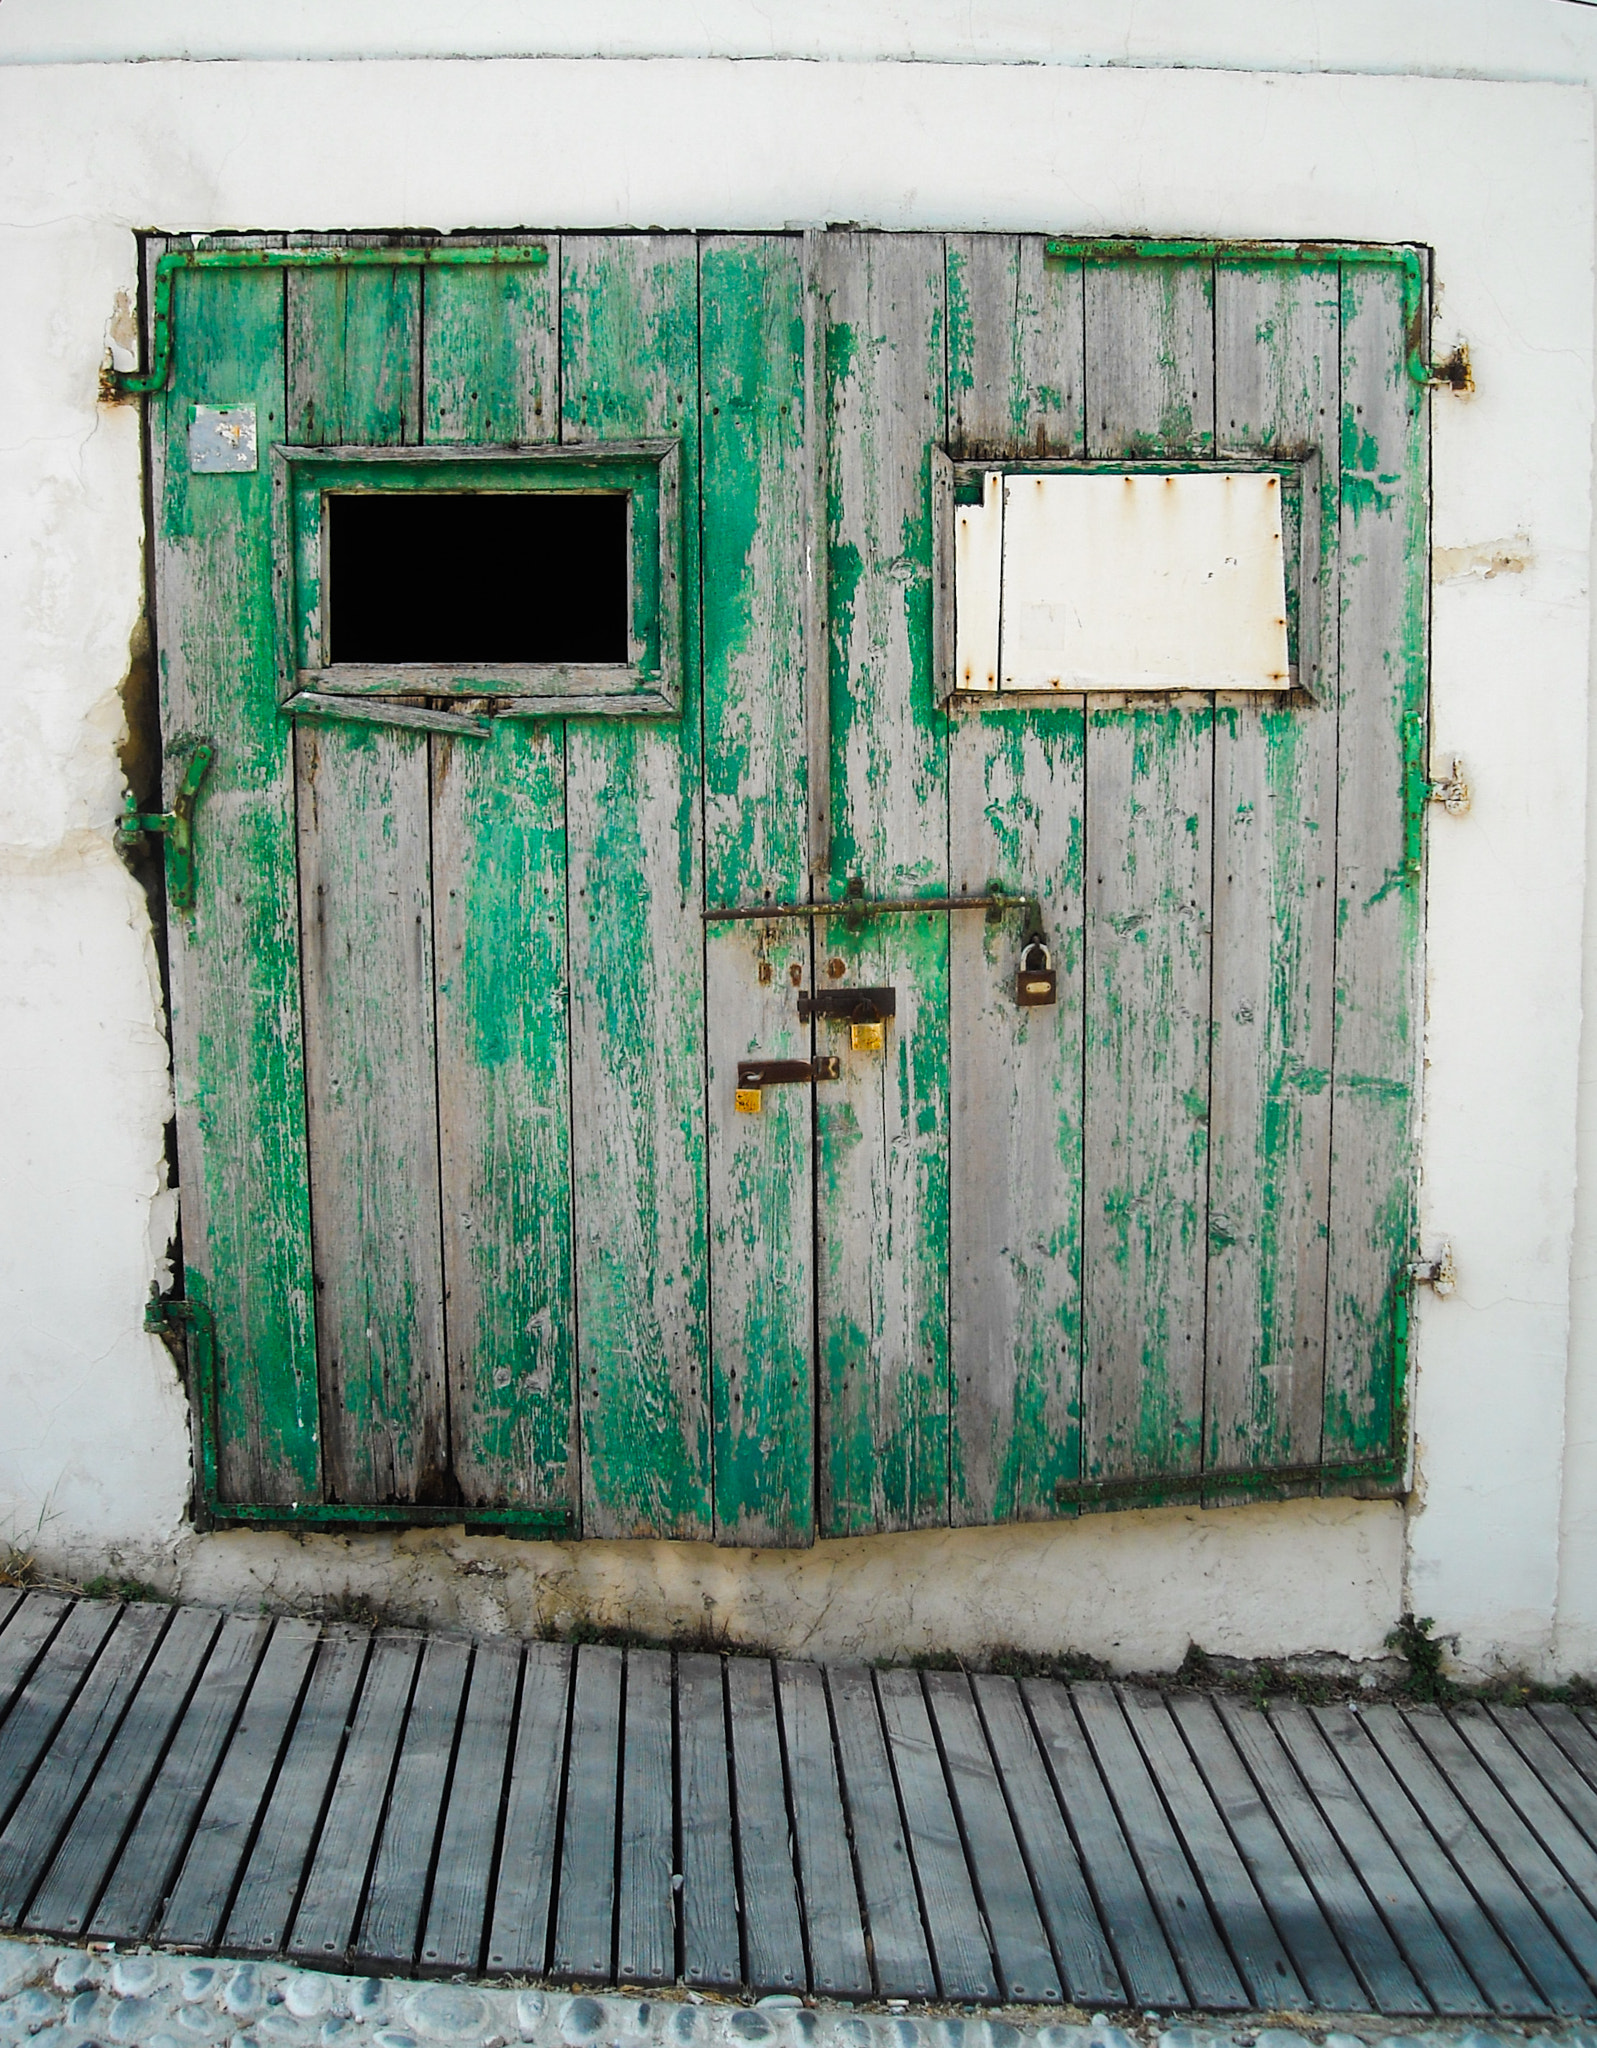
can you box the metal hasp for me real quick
[798,987,897,1027]
[736,1058,842,1086]
[705,884,1040,930]
[117,744,212,910]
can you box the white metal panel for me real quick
[997,471,1290,692]
[953,469,1002,692]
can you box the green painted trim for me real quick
[1043,238,1431,385]
[117,244,550,396]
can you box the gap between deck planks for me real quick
[1,1597,1596,2016]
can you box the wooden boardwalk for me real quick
[2,1593,1597,2016]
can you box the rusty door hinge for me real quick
[1407,1243,1456,1297]
[1428,759,1471,816]
[117,744,212,911]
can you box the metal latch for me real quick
[117,744,213,911]
[1407,1243,1456,1297]
[1428,759,1471,816]
[736,1057,842,1114]
[798,987,896,1054]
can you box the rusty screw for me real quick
[827,958,846,979]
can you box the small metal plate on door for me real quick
[189,405,258,473]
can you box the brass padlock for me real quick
[851,1019,885,1053]
[1016,937,1057,1007]
[735,1086,762,1114]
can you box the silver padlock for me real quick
[1016,937,1057,1007]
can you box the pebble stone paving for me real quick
[0,1944,1591,2048]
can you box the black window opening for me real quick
[327,491,631,664]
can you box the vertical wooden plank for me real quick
[727,1658,805,1992]
[616,1647,675,1986]
[159,1617,322,1950]
[776,1660,871,1998]
[1323,259,1426,1468]
[825,1663,936,1998]
[677,1653,740,1989]
[946,234,1087,1524]
[431,723,575,1512]
[552,1644,623,1981]
[1081,257,1216,1490]
[357,1633,472,1966]
[561,234,710,1539]
[421,1637,521,1974]
[1205,263,1340,1482]
[424,239,575,1515]
[816,232,950,1536]
[156,245,318,1503]
[485,1642,571,1975]
[701,236,814,1547]
[287,237,422,444]
[297,720,450,1503]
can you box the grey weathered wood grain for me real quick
[1213,1693,1427,2014]
[727,1657,805,1992]
[1362,1704,1597,2014]
[561,233,711,1541]
[678,1653,740,1989]
[617,1647,675,1986]
[1315,1703,1544,2014]
[287,235,422,449]
[1503,1702,1597,1837]
[1080,257,1216,1491]
[288,1632,421,1962]
[0,1592,17,1635]
[1121,1685,1305,2008]
[1204,261,1338,1481]
[422,231,559,444]
[1269,1701,1479,2012]
[777,1660,871,1998]
[970,1674,1123,2006]
[802,230,833,888]
[485,1641,572,1974]
[89,1614,271,1942]
[0,1594,70,1736]
[924,1670,1059,2001]
[161,1616,323,1949]
[826,1662,935,1997]
[813,231,951,1538]
[420,1637,520,1974]
[1168,1690,1365,2010]
[1453,1701,1597,1914]
[946,233,1087,1526]
[297,718,449,1507]
[1071,1683,1246,2008]
[876,1668,995,2000]
[1532,1701,1597,1793]
[357,1633,471,1966]
[0,1603,166,1928]
[552,1644,623,1982]
[25,1605,221,1937]
[1322,260,1425,1472]
[1021,1676,1183,2005]
[1401,1703,1597,1980]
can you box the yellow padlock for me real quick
[735,1086,763,1115]
[851,1020,885,1054]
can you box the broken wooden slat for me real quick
[420,1637,521,1975]
[485,1641,572,1975]
[827,1663,936,1998]
[678,1653,740,1989]
[616,1647,675,1986]
[552,1645,623,1982]
[727,1658,805,1993]
[777,1660,871,1998]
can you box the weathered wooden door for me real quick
[147,230,1424,1539]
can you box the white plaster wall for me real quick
[0,30,1591,1677]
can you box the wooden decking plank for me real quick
[777,1660,871,1999]
[876,1669,995,2001]
[1533,1702,1597,1795]
[971,1675,1123,2007]
[0,1591,18,1632]
[727,1657,805,1993]
[287,1632,421,1963]
[1168,1692,1368,2011]
[678,1652,740,1990]
[1506,1705,1597,1840]
[924,1671,1059,2002]
[1213,1695,1429,2015]
[1403,1703,1597,1983]
[617,1647,675,1987]
[1122,1686,1305,2009]
[420,1636,520,1975]
[159,1617,320,1949]
[25,1605,222,1937]
[0,1600,119,1830]
[88,1614,271,1942]
[1454,1702,1597,1914]
[0,1594,70,1734]
[1072,1682,1247,2010]
[1313,1705,1547,2016]
[485,1641,572,1975]
[827,1663,935,1998]
[356,1633,472,1967]
[552,1644,623,1982]
[1022,1677,1183,2006]
[0,1602,167,1928]
[1269,1702,1480,2014]
[1359,1704,1594,2018]
[223,1625,372,1954]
